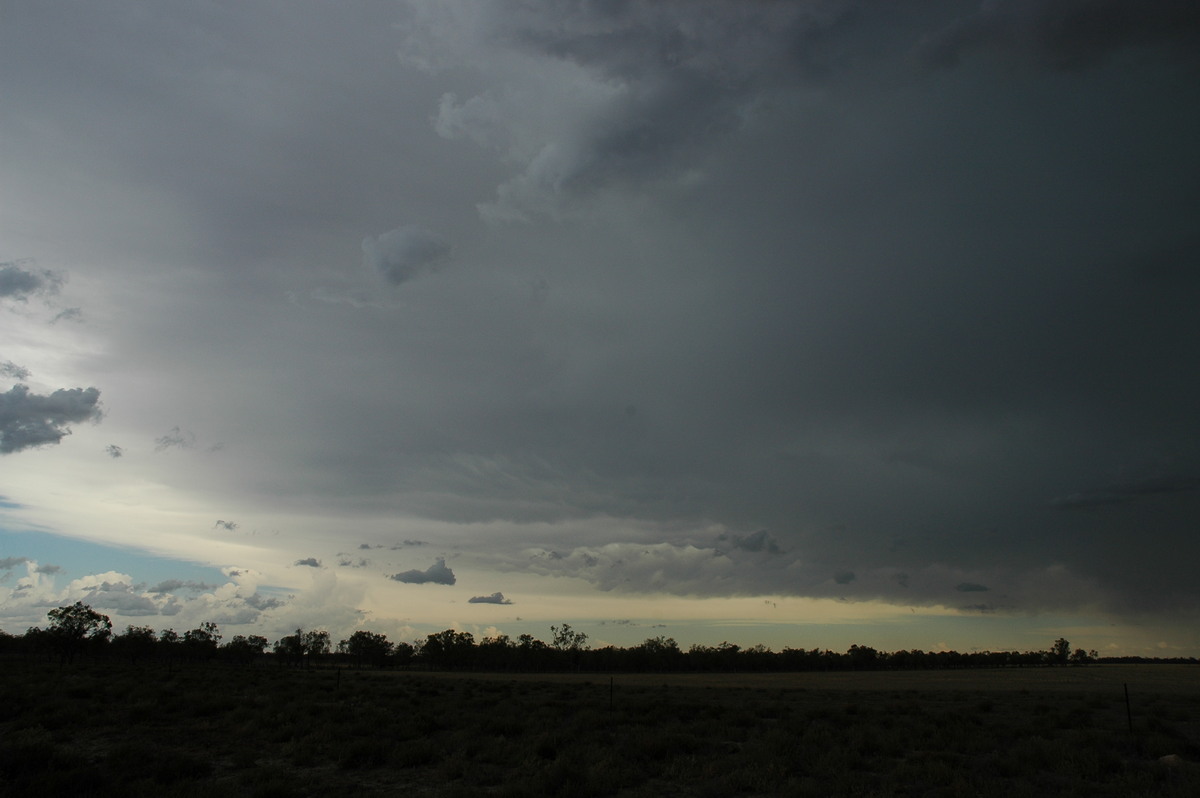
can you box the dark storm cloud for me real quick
[362,225,451,285]
[919,0,1200,70]
[416,0,869,220]
[468,592,513,605]
[388,558,456,585]
[834,571,857,585]
[294,558,321,568]
[0,384,102,453]
[381,0,1200,619]
[956,582,989,593]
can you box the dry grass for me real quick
[2,660,1198,796]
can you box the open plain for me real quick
[2,661,1198,796]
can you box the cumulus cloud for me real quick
[0,557,30,570]
[105,444,123,458]
[0,384,102,454]
[362,225,451,285]
[468,591,513,605]
[294,558,321,568]
[34,564,61,575]
[388,557,456,585]
[918,0,1200,70]
[0,361,30,381]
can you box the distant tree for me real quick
[111,625,158,664]
[339,630,393,668]
[183,622,222,660]
[302,630,331,661]
[550,623,589,652]
[391,641,416,669]
[422,629,475,670]
[273,630,305,666]
[1050,638,1071,665]
[221,634,268,665]
[636,635,682,672]
[1069,647,1096,666]
[46,602,112,663]
[551,623,589,671]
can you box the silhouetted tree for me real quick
[1050,638,1071,665]
[46,602,111,663]
[111,625,158,664]
[183,622,222,660]
[339,630,393,668]
[422,629,475,670]
[221,634,269,665]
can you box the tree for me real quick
[273,631,305,666]
[46,602,112,663]
[551,623,589,651]
[422,629,475,670]
[221,634,269,665]
[339,630,393,668]
[183,622,222,660]
[1050,638,1071,665]
[111,625,158,664]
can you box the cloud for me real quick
[403,0,862,221]
[214,519,238,531]
[834,571,857,585]
[0,557,30,570]
[362,225,451,285]
[34,564,61,575]
[1050,475,1200,509]
[147,579,217,594]
[0,260,60,301]
[50,307,83,324]
[468,592,513,605]
[720,529,782,555]
[388,557,456,585]
[0,361,30,381]
[154,426,196,451]
[955,582,990,593]
[105,444,123,458]
[0,384,102,454]
[918,0,1200,70]
[294,558,321,568]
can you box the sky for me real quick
[2,1,1199,657]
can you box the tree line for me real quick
[5,601,1187,673]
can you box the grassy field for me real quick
[2,660,1198,796]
